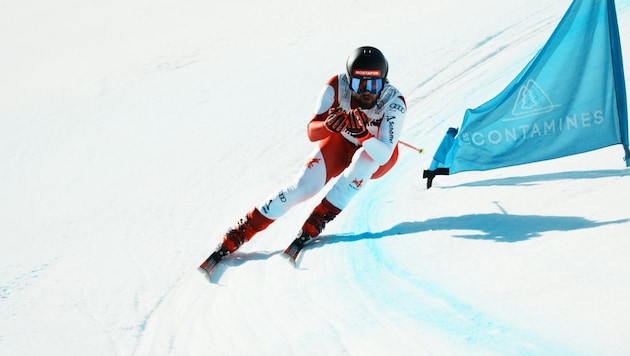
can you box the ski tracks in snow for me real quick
[329,166,575,355]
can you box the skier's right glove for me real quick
[346,109,368,136]
[324,107,348,133]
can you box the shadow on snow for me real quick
[219,213,628,272]
[310,213,629,247]
[439,169,630,188]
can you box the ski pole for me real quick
[399,140,424,154]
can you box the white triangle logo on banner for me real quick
[512,79,557,117]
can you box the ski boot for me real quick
[283,198,341,263]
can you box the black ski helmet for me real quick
[346,46,388,80]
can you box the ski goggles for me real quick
[350,77,384,94]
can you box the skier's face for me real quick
[352,91,379,109]
[349,77,382,109]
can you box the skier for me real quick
[200,46,407,274]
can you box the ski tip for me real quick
[199,266,221,283]
[281,249,302,268]
[282,252,297,265]
[283,240,303,260]
[198,251,224,281]
[198,266,211,279]
[282,247,296,259]
[198,257,219,282]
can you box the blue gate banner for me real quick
[428,0,630,178]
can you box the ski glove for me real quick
[346,109,373,143]
[324,107,348,133]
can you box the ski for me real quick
[283,238,306,264]
[283,230,313,265]
[198,253,220,278]
[198,247,229,279]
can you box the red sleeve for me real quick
[307,113,331,142]
[307,76,341,142]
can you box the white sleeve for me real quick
[313,85,336,115]
[362,96,406,165]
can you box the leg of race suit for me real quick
[257,147,328,220]
[261,132,357,219]
[216,147,328,254]
[324,148,380,210]
[293,147,381,246]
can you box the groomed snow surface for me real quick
[2,0,630,354]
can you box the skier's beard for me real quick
[353,92,379,109]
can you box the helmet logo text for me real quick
[353,69,381,77]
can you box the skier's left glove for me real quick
[346,109,373,143]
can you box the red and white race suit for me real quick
[258,73,406,219]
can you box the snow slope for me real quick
[1,0,630,354]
